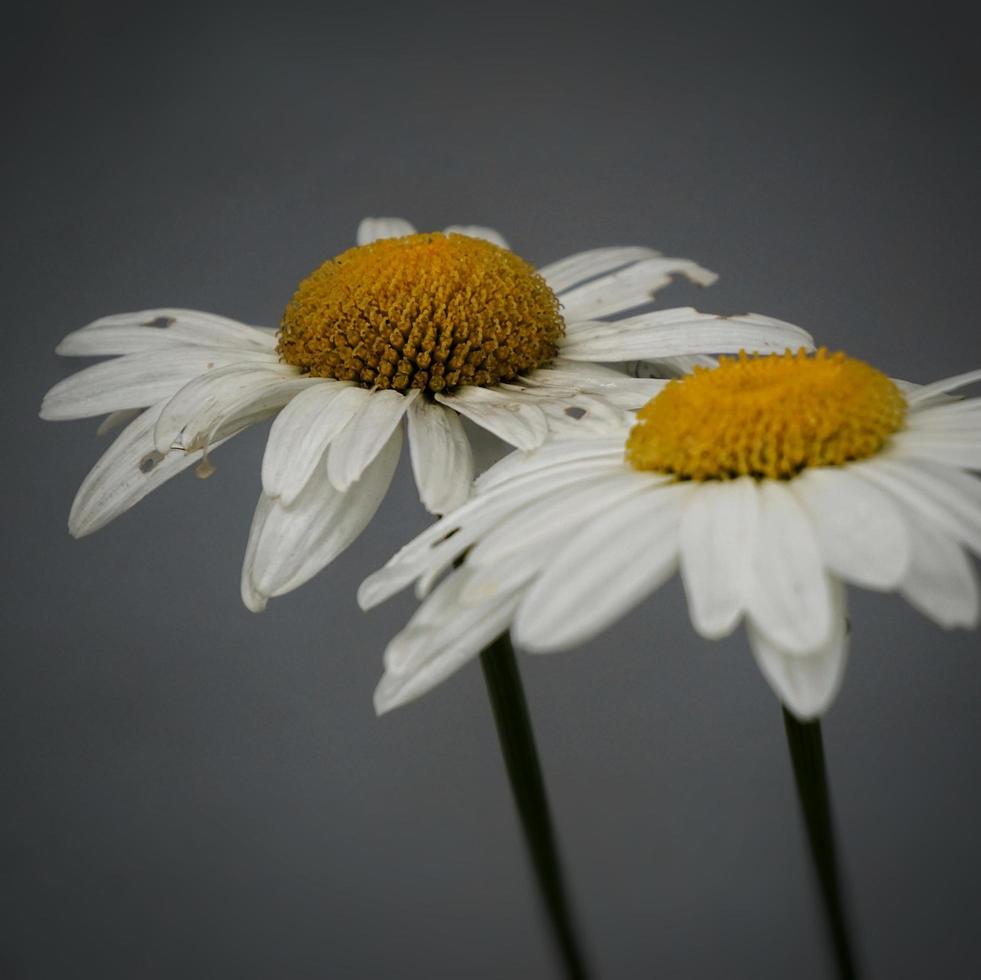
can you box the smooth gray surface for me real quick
[4,2,981,977]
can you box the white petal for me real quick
[524,358,667,409]
[41,346,282,420]
[326,389,416,491]
[240,492,274,613]
[374,585,522,714]
[261,381,360,505]
[397,458,633,598]
[560,311,813,362]
[746,482,833,655]
[442,224,509,249]
[680,479,758,639]
[389,566,474,643]
[383,569,517,676]
[514,483,692,652]
[96,409,141,436]
[475,435,627,492]
[435,385,548,451]
[414,562,449,601]
[54,309,278,357]
[470,471,650,569]
[892,378,922,399]
[408,455,625,568]
[356,217,416,245]
[68,401,237,537]
[488,374,632,434]
[357,452,631,611]
[204,378,317,450]
[152,363,307,453]
[538,247,663,294]
[246,427,402,602]
[905,369,981,405]
[856,457,981,556]
[464,470,653,601]
[406,398,474,515]
[558,258,718,320]
[748,580,849,720]
[792,467,911,589]
[562,307,694,339]
[539,395,631,437]
[898,506,979,628]
[891,431,981,471]
[907,397,981,429]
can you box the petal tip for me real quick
[356,579,379,611]
[241,576,269,613]
[39,397,60,421]
[243,593,268,614]
[373,676,405,715]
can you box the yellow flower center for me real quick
[277,232,564,393]
[626,349,906,481]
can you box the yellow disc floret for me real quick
[626,349,907,481]
[277,232,564,392]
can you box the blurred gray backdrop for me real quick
[4,1,981,977]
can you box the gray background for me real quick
[4,1,981,977]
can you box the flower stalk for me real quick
[480,633,589,980]
[782,709,860,979]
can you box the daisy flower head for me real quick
[362,348,981,720]
[41,216,812,613]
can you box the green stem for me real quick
[782,709,860,980]
[480,633,589,980]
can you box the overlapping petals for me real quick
[42,216,815,611]
[364,370,981,719]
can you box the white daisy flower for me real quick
[362,349,981,720]
[41,216,811,612]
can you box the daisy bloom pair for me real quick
[362,350,981,719]
[41,216,812,611]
